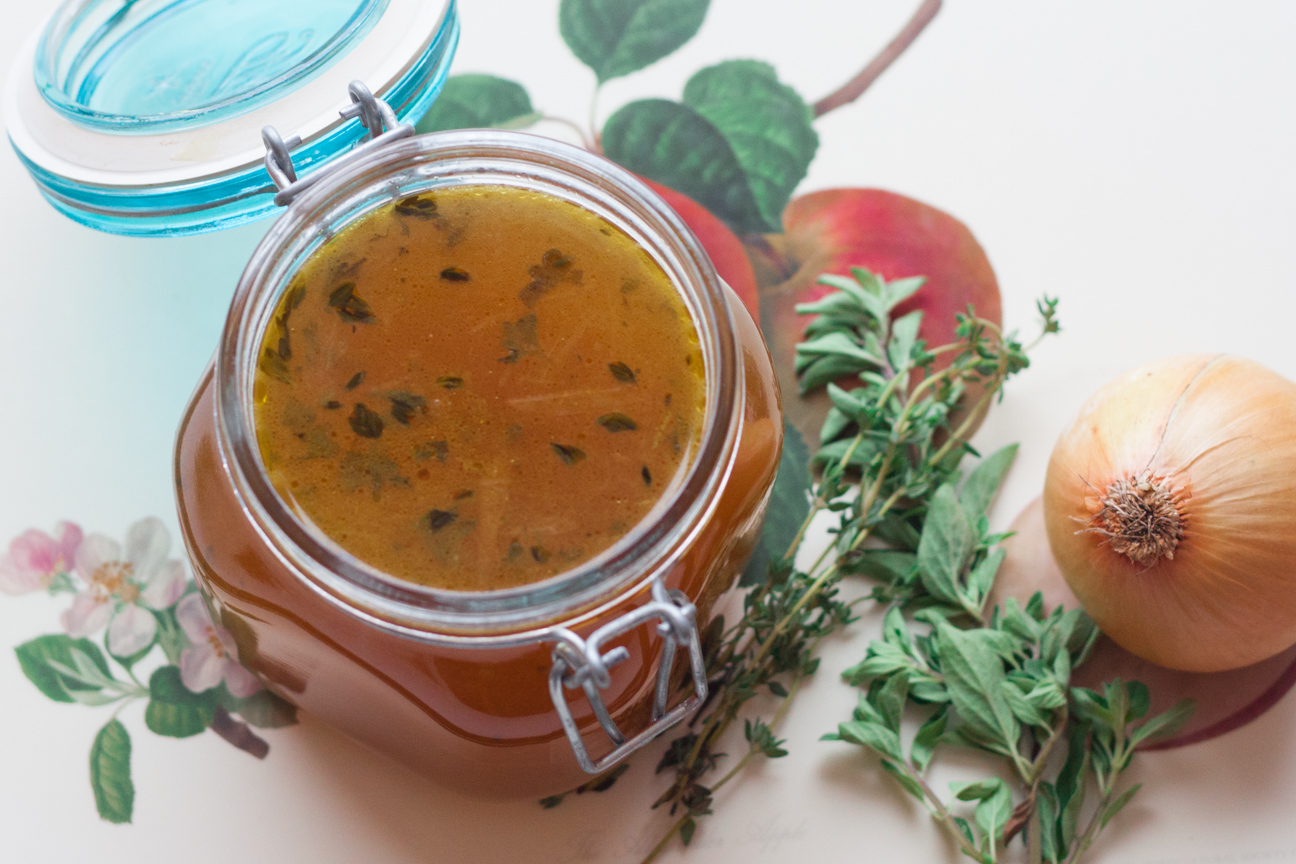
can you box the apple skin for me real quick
[746,188,1003,449]
[642,179,761,323]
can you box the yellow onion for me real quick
[1044,354,1296,672]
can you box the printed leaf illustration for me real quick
[741,421,811,586]
[560,0,710,83]
[15,635,113,703]
[90,719,134,824]
[603,60,818,234]
[144,666,217,738]
[415,74,539,133]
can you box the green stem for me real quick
[906,764,993,864]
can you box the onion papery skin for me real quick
[1044,354,1296,672]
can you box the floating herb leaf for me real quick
[531,546,551,563]
[323,400,342,410]
[500,314,540,363]
[520,249,583,306]
[454,489,474,500]
[414,440,449,463]
[395,194,437,219]
[598,413,639,432]
[328,283,375,324]
[642,465,652,486]
[609,361,637,383]
[440,267,470,282]
[437,376,464,390]
[424,510,457,531]
[550,443,586,465]
[348,403,384,438]
[345,371,366,391]
[259,349,291,385]
[388,391,427,425]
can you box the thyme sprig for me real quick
[641,269,1059,861]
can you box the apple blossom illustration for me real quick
[4,518,295,824]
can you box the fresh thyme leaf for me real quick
[437,376,464,390]
[642,465,652,486]
[609,361,636,383]
[597,413,638,432]
[348,403,384,438]
[440,266,470,282]
[328,283,375,324]
[323,400,342,410]
[414,440,449,463]
[345,371,366,391]
[550,443,586,465]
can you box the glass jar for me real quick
[174,128,784,797]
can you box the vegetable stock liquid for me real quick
[252,186,706,591]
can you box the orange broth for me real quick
[252,185,706,591]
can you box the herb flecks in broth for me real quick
[253,185,705,591]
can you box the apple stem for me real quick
[812,0,943,118]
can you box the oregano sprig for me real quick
[640,268,1058,862]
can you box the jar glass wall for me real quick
[174,131,783,796]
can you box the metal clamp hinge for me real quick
[262,80,415,208]
[549,577,708,774]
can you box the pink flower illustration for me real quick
[62,518,186,656]
[0,522,82,595]
[176,594,261,698]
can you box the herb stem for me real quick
[907,763,993,864]
[541,114,596,150]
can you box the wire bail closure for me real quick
[262,81,415,208]
[549,577,708,774]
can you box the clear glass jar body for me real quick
[174,132,782,797]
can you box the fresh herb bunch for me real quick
[641,268,1063,861]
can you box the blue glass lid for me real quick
[4,0,458,236]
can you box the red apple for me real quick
[642,179,761,322]
[746,188,1003,448]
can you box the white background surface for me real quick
[3,2,1296,862]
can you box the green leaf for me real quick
[959,444,1018,523]
[917,486,974,605]
[873,673,909,732]
[89,719,134,824]
[1100,783,1142,828]
[1125,680,1151,722]
[1130,699,1195,747]
[838,719,903,762]
[887,310,923,372]
[15,635,113,703]
[741,421,811,586]
[1056,723,1090,850]
[936,622,1019,751]
[416,74,537,133]
[974,780,1013,856]
[910,705,948,773]
[952,816,976,848]
[951,777,1003,802]
[144,666,217,738]
[1037,782,1062,863]
[560,0,710,83]
[602,60,818,234]
[680,815,697,846]
[965,548,1005,609]
[880,759,925,801]
[767,680,789,698]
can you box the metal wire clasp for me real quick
[261,80,415,208]
[548,577,708,774]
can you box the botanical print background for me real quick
[4,2,1296,863]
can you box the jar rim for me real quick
[214,130,744,639]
